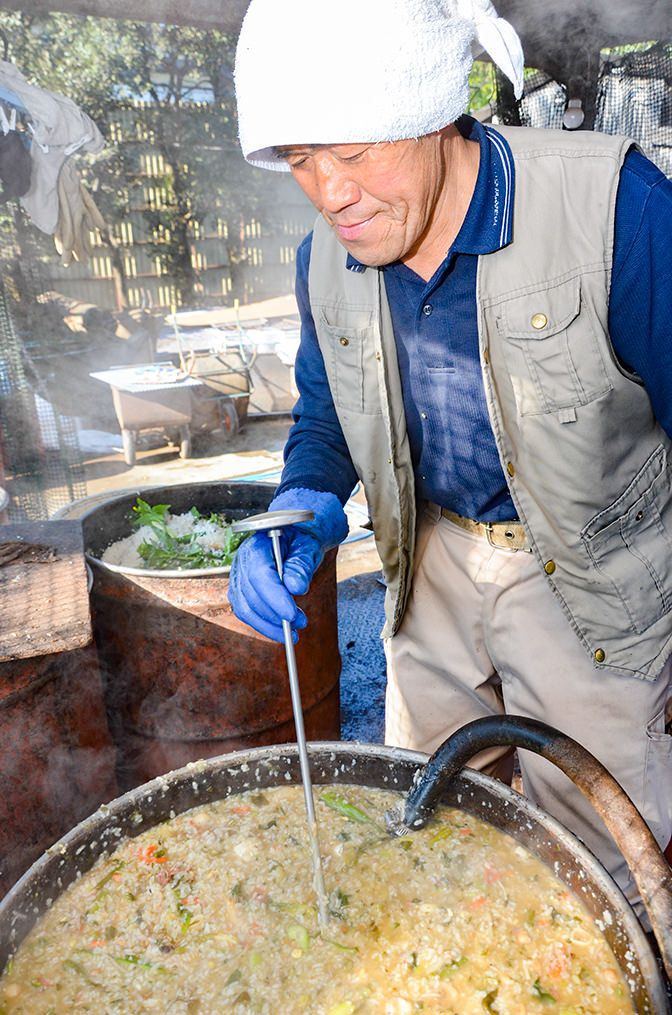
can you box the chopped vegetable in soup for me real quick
[0,785,635,1014]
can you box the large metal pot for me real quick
[0,739,668,1013]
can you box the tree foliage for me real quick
[0,12,270,309]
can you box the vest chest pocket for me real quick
[318,316,381,415]
[495,276,612,417]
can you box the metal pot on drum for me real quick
[0,735,669,1012]
[81,482,341,792]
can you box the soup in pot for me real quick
[0,784,635,1015]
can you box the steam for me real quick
[495,0,670,88]
[0,690,116,899]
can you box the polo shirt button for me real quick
[422,304,433,316]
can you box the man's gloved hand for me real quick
[228,488,348,643]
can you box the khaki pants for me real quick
[384,504,672,920]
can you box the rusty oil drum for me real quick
[80,481,341,792]
[0,645,117,898]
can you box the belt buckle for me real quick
[485,522,523,553]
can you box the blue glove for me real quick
[228,488,349,643]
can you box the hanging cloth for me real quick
[0,59,104,234]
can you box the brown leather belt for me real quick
[440,507,530,552]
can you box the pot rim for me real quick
[85,551,232,578]
[75,480,278,578]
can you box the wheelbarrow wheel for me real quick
[219,398,240,437]
[121,428,137,467]
[178,425,192,459]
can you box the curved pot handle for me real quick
[400,714,672,981]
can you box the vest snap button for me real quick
[544,560,556,575]
[595,648,606,663]
[507,462,515,476]
[531,313,548,330]
[339,336,350,346]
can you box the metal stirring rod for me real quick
[231,510,330,930]
[268,525,329,929]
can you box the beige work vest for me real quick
[308,126,672,679]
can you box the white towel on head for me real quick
[235,0,524,171]
[462,0,524,97]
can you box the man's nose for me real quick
[314,156,361,213]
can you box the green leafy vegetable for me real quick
[437,956,467,978]
[95,861,125,892]
[321,792,385,832]
[329,887,350,919]
[132,499,170,532]
[327,1003,356,1015]
[286,923,310,953]
[532,978,557,1003]
[112,954,169,974]
[324,938,359,954]
[482,986,499,1012]
[130,498,247,570]
[429,825,454,845]
[63,958,97,986]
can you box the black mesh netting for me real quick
[514,69,566,131]
[595,42,672,178]
[494,42,672,180]
[0,263,86,523]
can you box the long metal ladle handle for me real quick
[268,528,329,929]
[231,509,329,929]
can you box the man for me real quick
[229,0,672,921]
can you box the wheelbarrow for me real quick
[174,319,256,438]
[90,364,203,467]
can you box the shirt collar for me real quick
[453,115,515,255]
[346,115,515,273]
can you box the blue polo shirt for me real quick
[279,116,672,521]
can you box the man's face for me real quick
[279,133,450,268]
